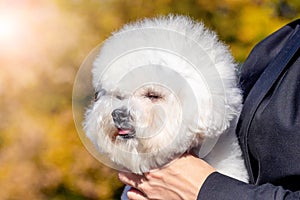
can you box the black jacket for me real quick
[198,19,300,199]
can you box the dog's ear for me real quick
[194,84,242,138]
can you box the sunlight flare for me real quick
[0,12,21,45]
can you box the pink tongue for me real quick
[118,129,130,135]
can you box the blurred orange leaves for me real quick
[0,0,299,199]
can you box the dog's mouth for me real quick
[115,128,136,139]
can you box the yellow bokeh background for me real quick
[0,0,299,199]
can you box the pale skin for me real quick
[118,154,216,200]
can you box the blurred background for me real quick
[0,0,299,199]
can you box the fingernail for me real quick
[118,173,124,180]
[127,191,140,199]
[118,173,128,183]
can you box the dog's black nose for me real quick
[111,107,135,138]
[111,108,130,123]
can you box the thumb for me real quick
[127,188,148,200]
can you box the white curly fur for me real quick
[83,15,249,183]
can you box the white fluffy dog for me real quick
[83,15,249,184]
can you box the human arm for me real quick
[199,172,300,200]
[119,156,300,200]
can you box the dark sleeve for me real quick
[197,172,300,200]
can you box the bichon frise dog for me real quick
[83,15,249,186]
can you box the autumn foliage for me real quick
[0,0,299,199]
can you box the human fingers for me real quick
[127,188,149,200]
[118,172,146,189]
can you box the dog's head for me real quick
[83,15,242,173]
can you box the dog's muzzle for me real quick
[111,107,136,139]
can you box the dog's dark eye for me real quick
[144,91,163,102]
[115,94,124,100]
[94,89,106,101]
[94,92,99,101]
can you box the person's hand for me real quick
[118,154,216,200]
